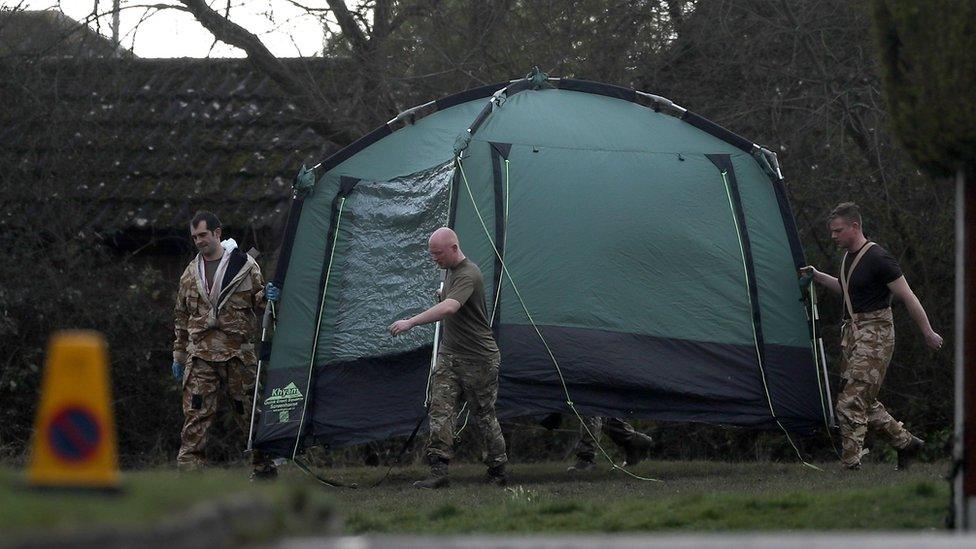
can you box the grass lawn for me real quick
[327,459,951,533]
[0,460,951,538]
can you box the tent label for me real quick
[264,382,303,423]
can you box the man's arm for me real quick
[800,265,842,295]
[389,299,461,336]
[887,276,943,350]
[173,281,190,365]
[250,263,267,314]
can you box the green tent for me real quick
[253,72,829,457]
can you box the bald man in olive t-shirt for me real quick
[389,227,508,489]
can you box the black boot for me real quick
[249,451,278,481]
[567,456,597,472]
[623,432,654,467]
[483,463,507,486]
[414,458,450,489]
[249,465,278,481]
[896,436,924,471]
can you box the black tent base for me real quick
[255,325,821,457]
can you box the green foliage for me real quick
[871,0,976,177]
[0,212,181,464]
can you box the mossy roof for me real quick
[0,57,334,232]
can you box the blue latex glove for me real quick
[266,282,280,303]
[172,361,184,380]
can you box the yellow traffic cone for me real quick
[27,331,120,490]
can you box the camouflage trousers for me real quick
[426,352,508,468]
[836,308,913,467]
[177,357,271,471]
[575,417,642,460]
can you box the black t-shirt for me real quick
[841,243,903,318]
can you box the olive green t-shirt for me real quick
[204,257,221,292]
[440,258,499,358]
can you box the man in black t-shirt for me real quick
[803,202,943,470]
[389,227,507,488]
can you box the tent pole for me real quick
[291,196,348,460]
[810,286,836,427]
[425,282,444,407]
[247,302,273,451]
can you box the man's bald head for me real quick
[429,227,458,246]
[428,227,464,269]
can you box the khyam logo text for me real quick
[264,382,304,420]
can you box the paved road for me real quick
[278,533,976,549]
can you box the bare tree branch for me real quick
[665,0,684,29]
[387,4,425,34]
[373,0,391,40]
[325,0,368,53]
[282,0,331,13]
[178,0,352,142]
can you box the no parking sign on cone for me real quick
[27,331,120,490]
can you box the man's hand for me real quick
[799,265,842,294]
[389,300,458,336]
[798,266,815,288]
[266,283,280,302]
[389,319,414,336]
[925,330,944,351]
[172,361,184,380]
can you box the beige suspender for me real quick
[840,241,876,322]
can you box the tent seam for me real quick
[719,168,821,471]
[469,137,754,157]
[291,196,346,460]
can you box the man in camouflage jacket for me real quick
[172,211,276,478]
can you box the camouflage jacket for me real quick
[173,247,265,365]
